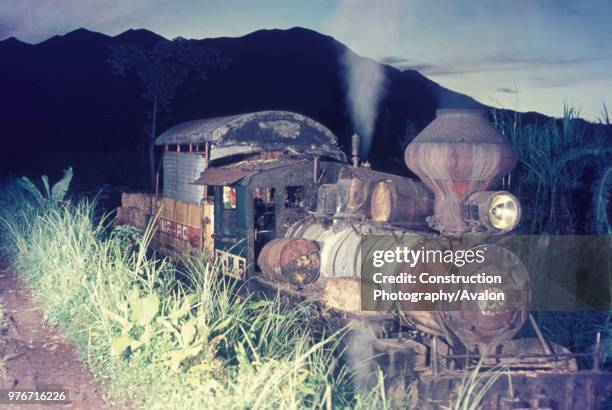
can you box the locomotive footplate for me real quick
[419,370,612,410]
[247,274,397,322]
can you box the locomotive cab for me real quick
[195,156,343,278]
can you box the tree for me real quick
[108,38,226,189]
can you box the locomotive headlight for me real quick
[465,191,521,232]
[488,192,520,230]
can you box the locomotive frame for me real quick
[115,110,611,409]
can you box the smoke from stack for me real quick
[342,53,385,157]
[332,0,403,158]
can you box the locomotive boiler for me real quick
[116,109,610,409]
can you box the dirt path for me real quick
[0,263,115,409]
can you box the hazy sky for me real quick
[2,0,611,120]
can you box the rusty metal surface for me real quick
[438,244,530,345]
[192,167,255,186]
[405,109,517,235]
[192,157,307,186]
[116,192,155,230]
[257,237,320,287]
[154,197,206,251]
[285,218,329,240]
[410,109,509,144]
[370,179,433,225]
[338,165,432,218]
[155,110,346,162]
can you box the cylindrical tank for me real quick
[404,109,517,235]
[316,184,337,216]
[338,166,432,219]
[287,219,434,313]
[344,175,372,216]
[285,217,328,240]
[370,179,433,225]
[257,238,320,287]
[288,221,405,279]
[316,181,349,216]
[312,222,419,279]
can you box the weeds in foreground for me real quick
[449,359,506,410]
[0,184,390,409]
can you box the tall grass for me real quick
[492,104,612,234]
[492,105,612,368]
[0,183,390,409]
[450,359,505,410]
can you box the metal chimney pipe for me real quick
[351,134,360,167]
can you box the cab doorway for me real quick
[253,187,276,262]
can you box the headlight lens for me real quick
[488,193,520,231]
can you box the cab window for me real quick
[221,186,237,235]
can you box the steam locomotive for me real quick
[117,109,610,409]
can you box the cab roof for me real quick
[156,110,346,162]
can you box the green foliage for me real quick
[17,166,73,203]
[108,38,227,188]
[594,166,612,235]
[492,105,612,234]
[51,167,73,201]
[492,105,612,368]
[451,359,505,410]
[0,180,389,409]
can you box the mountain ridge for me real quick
[0,26,554,185]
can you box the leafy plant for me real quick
[492,105,612,234]
[594,166,612,235]
[0,179,390,409]
[17,166,73,203]
[105,289,160,357]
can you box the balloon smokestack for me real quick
[404,109,517,235]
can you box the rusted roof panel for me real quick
[192,167,254,186]
[156,111,346,162]
[192,158,304,186]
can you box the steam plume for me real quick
[332,0,403,157]
[341,53,385,156]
